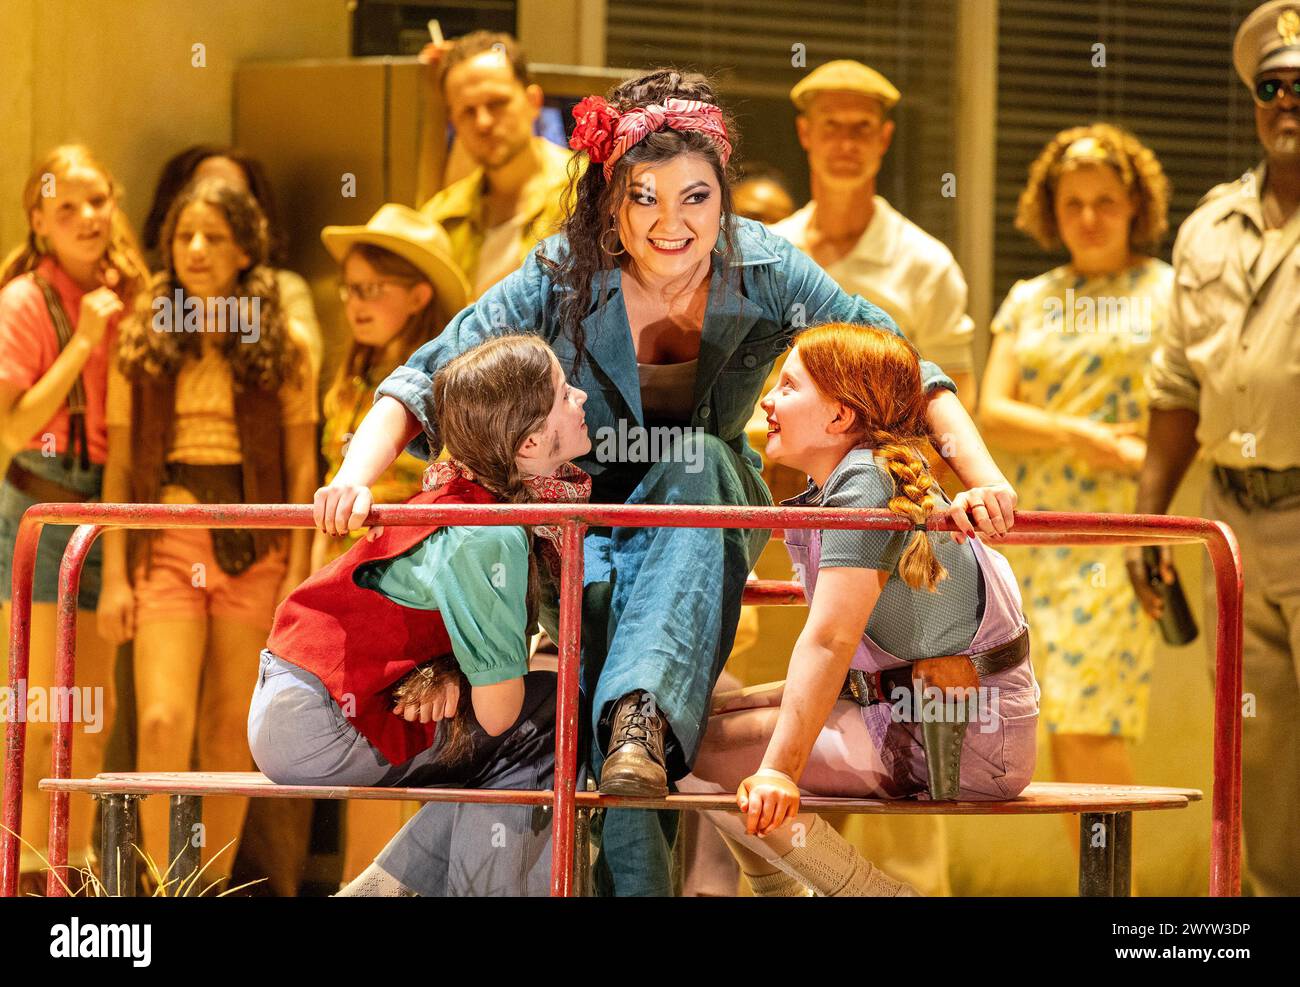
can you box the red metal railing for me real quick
[2,503,1243,897]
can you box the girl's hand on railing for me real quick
[948,480,1017,543]
[313,482,373,537]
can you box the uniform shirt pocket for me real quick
[1175,251,1230,345]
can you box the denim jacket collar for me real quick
[576,218,778,425]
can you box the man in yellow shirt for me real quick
[420,31,577,300]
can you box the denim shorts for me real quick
[0,452,103,610]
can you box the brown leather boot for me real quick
[598,690,669,797]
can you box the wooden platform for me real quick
[40,772,1200,897]
[41,772,1200,814]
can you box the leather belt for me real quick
[841,627,1030,707]
[1213,464,1300,510]
[4,460,90,504]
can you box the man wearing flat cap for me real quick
[755,59,975,898]
[770,60,976,407]
[1130,0,1300,895]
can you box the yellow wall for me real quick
[0,0,349,250]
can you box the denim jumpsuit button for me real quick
[699,405,711,419]
[742,353,757,368]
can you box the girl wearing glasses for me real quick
[316,205,469,882]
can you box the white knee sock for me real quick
[771,816,921,897]
[745,868,813,897]
[334,862,417,897]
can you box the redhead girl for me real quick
[680,323,1039,896]
[250,334,591,896]
[0,145,146,887]
[97,178,318,889]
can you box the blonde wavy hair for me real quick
[1014,123,1170,253]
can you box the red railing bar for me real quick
[551,521,585,896]
[1,502,1243,898]
[10,501,1219,542]
[2,516,42,899]
[43,524,102,898]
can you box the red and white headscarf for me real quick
[569,95,732,181]
[423,458,592,580]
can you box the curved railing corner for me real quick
[1,502,1243,897]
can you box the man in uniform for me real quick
[1130,0,1300,896]
[769,60,976,408]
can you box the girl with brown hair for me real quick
[679,323,1039,897]
[96,177,319,888]
[314,204,468,881]
[249,334,591,896]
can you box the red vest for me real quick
[267,477,500,765]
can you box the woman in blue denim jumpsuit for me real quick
[316,70,1017,895]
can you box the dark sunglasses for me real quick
[1254,77,1300,104]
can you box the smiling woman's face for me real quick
[617,154,722,282]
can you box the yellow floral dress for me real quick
[990,257,1172,740]
[319,371,431,566]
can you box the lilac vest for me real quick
[783,515,1040,800]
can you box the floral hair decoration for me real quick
[569,95,733,181]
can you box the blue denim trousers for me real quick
[567,432,771,896]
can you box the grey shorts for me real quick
[247,650,557,895]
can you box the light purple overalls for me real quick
[783,518,1040,801]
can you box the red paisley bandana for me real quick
[423,458,592,579]
[569,94,733,182]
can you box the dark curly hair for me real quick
[548,69,740,375]
[118,178,300,391]
[141,145,289,267]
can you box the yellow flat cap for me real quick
[1234,0,1300,86]
[790,59,901,111]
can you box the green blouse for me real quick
[355,525,530,686]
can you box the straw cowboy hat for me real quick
[321,204,469,313]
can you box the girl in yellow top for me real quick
[97,178,318,889]
[314,204,468,881]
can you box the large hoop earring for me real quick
[599,225,627,257]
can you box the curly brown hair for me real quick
[1014,123,1170,253]
[547,68,740,376]
[118,178,300,391]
